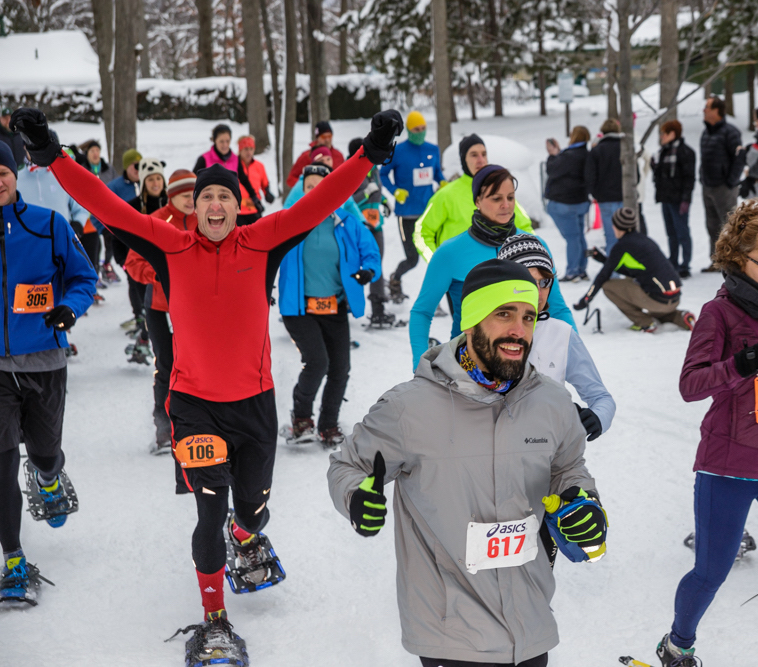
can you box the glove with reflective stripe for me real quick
[556,486,607,550]
[394,188,409,204]
[349,452,387,537]
[10,108,63,167]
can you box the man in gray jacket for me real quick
[328,259,606,667]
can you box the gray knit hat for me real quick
[497,234,554,274]
[612,207,637,231]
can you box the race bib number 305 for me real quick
[13,284,54,313]
[465,515,539,574]
[174,434,228,468]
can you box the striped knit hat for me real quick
[460,259,539,331]
[612,207,638,231]
[167,169,196,197]
[497,234,554,274]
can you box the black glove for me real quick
[734,344,758,378]
[576,404,602,441]
[10,108,63,167]
[349,452,387,537]
[740,177,756,200]
[573,294,591,311]
[353,269,374,285]
[380,199,392,218]
[587,246,607,264]
[43,305,76,331]
[264,188,275,204]
[362,110,403,165]
[557,486,607,549]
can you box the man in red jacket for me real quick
[285,120,345,188]
[11,107,401,665]
[124,168,198,453]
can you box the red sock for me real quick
[196,567,225,618]
[231,519,253,543]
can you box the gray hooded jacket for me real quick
[328,336,596,664]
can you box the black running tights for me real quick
[192,487,271,574]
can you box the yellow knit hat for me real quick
[406,111,426,131]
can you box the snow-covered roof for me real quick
[0,29,100,92]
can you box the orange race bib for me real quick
[306,295,338,315]
[362,209,380,228]
[174,434,228,468]
[13,284,54,313]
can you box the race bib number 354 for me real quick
[13,284,54,313]
[465,515,539,574]
[174,434,228,468]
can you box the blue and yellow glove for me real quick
[349,452,387,537]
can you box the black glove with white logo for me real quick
[43,305,76,331]
[10,108,63,167]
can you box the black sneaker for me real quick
[320,425,345,449]
[388,273,408,304]
[169,609,249,667]
[700,264,719,273]
[656,633,700,666]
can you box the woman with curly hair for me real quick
[656,200,758,666]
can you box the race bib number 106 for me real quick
[174,434,228,468]
[465,515,539,574]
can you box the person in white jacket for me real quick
[498,234,616,440]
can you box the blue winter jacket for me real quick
[1,193,98,356]
[409,229,576,369]
[380,140,444,217]
[108,174,140,202]
[278,208,381,318]
[17,167,89,226]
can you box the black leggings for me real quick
[127,276,147,327]
[0,448,64,554]
[394,216,420,279]
[80,232,100,273]
[420,653,547,667]
[145,308,173,414]
[192,487,271,574]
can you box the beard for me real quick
[470,325,531,382]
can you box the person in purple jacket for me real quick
[655,199,758,667]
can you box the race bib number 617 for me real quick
[465,515,539,574]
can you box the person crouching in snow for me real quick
[573,207,696,333]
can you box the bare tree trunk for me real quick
[724,67,734,117]
[241,0,271,152]
[261,0,281,169]
[91,0,114,158]
[749,63,756,131]
[537,16,546,117]
[486,0,502,117]
[606,40,618,119]
[136,0,150,78]
[338,0,348,75]
[282,0,298,197]
[658,0,678,122]
[113,0,139,168]
[431,0,452,153]
[449,64,457,123]
[467,72,477,120]
[298,0,309,74]
[196,0,214,78]
[615,0,637,212]
[307,0,329,130]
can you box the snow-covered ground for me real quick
[4,90,758,665]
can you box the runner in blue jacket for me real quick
[409,165,575,369]
[278,164,381,448]
[380,111,445,299]
[0,140,97,603]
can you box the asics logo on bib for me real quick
[26,285,48,294]
[524,437,548,444]
[186,436,215,445]
[486,521,527,537]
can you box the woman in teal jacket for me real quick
[409,165,576,369]
[278,164,381,448]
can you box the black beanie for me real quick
[459,134,485,177]
[193,164,242,206]
[0,141,17,178]
[348,137,363,159]
[315,121,333,137]
[612,207,637,231]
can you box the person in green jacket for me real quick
[413,134,534,264]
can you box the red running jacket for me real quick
[286,143,345,188]
[124,201,198,312]
[52,152,371,402]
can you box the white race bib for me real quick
[465,515,539,574]
[413,167,434,187]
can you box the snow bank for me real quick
[633,81,706,118]
[0,29,100,92]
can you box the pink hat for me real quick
[310,146,331,162]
